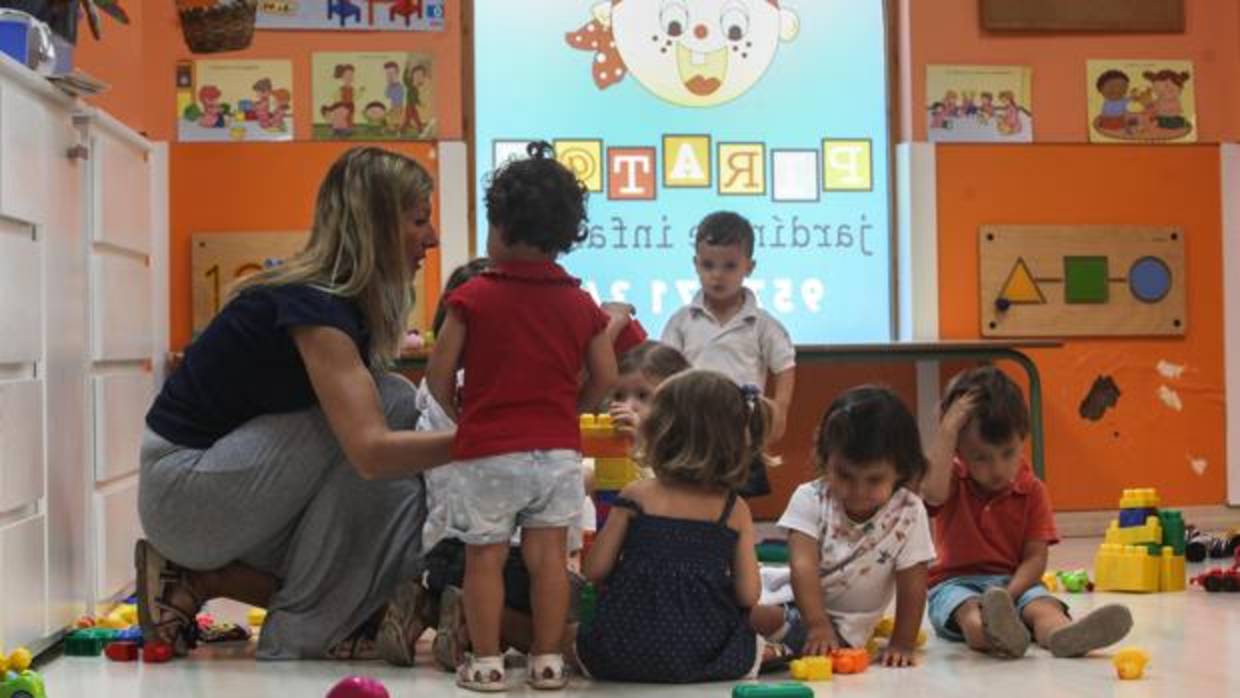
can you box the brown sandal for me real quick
[134,539,203,657]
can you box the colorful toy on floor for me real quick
[247,607,268,627]
[865,616,928,654]
[789,655,832,681]
[5,648,31,674]
[142,641,174,663]
[1185,527,1240,563]
[1093,488,1186,592]
[731,683,813,698]
[1041,572,1059,592]
[1113,647,1150,680]
[105,641,140,662]
[829,648,870,674]
[1056,569,1094,593]
[0,670,47,698]
[65,628,119,656]
[325,675,391,698]
[582,413,639,527]
[756,539,790,564]
[1191,549,1240,592]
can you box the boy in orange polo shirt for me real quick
[922,366,1132,659]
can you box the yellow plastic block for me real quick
[1118,488,1160,510]
[1094,544,1160,592]
[247,607,268,627]
[1104,517,1162,546]
[579,414,631,458]
[595,457,643,491]
[7,647,32,672]
[1042,572,1059,592]
[790,656,833,681]
[869,616,927,648]
[1159,547,1186,592]
[1113,647,1150,680]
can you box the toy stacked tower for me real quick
[580,414,640,528]
[1093,488,1186,592]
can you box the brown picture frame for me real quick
[981,0,1185,33]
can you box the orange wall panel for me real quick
[908,0,1240,142]
[936,144,1226,509]
[73,7,146,133]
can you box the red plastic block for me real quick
[106,641,140,662]
[142,641,174,663]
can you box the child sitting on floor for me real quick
[922,366,1133,658]
[752,386,936,667]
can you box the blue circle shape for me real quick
[1129,257,1172,303]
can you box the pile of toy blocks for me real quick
[1093,488,1186,592]
[580,414,641,528]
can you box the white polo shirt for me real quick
[661,289,796,391]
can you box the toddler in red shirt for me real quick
[923,366,1132,659]
[428,142,618,691]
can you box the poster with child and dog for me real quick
[1087,60,1196,143]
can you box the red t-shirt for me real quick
[928,459,1059,588]
[614,317,648,356]
[447,260,609,460]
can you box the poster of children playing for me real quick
[176,60,294,143]
[1087,60,1196,143]
[311,52,436,141]
[926,65,1033,142]
[256,0,445,32]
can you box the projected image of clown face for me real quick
[567,0,800,108]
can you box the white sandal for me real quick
[527,653,567,690]
[457,653,506,693]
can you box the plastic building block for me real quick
[1104,517,1162,546]
[1041,572,1059,592]
[1118,488,1160,509]
[326,676,391,698]
[1119,507,1158,528]
[4,649,30,674]
[65,628,118,656]
[789,656,832,681]
[0,670,47,698]
[1158,510,1186,555]
[1113,647,1149,680]
[1094,544,1160,592]
[247,607,268,627]
[115,627,145,646]
[732,683,813,698]
[1159,547,1186,592]
[869,616,927,647]
[1057,569,1092,593]
[594,456,642,491]
[756,539,790,564]
[580,414,631,458]
[142,641,174,663]
[830,648,869,674]
[578,583,598,627]
[106,641,140,662]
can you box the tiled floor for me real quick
[36,538,1240,697]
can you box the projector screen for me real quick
[472,0,893,342]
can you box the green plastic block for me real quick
[1064,256,1109,304]
[732,683,814,698]
[1159,510,1186,555]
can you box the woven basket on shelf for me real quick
[175,0,258,54]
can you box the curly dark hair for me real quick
[940,365,1030,444]
[484,141,588,254]
[695,211,755,257]
[815,386,927,489]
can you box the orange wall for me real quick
[72,6,146,133]
[937,145,1226,509]
[907,0,1240,142]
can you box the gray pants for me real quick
[139,373,427,659]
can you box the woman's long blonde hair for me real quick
[231,147,434,365]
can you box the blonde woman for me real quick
[137,147,451,663]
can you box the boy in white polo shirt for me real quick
[662,211,796,497]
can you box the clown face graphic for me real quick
[567,0,800,108]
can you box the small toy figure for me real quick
[1113,647,1150,680]
[1057,569,1094,593]
[1191,549,1240,592]
[0,669,47,698]
[326,676,391,698]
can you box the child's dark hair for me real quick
[484,141,588,254]
[1096,69,1130,92]
[433,258,492,333]
[695,211,755,258]
[1143,69,1191,87]
[815,386,927,488]
[640,370,772,491]
[617,341,690,383]
[940,365,1030,444]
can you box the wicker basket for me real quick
[175,0,257,54]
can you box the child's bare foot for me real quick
[1047,604,1132,657]
[980,588,1030,658]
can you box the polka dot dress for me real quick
[577,494,757,683]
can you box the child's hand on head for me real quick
[879,643,916,668]
[941,390,980,435]
[802,620,842,656]
[608,400,640,436]
[601,301,636,325]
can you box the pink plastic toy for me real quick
[326,676,391,698]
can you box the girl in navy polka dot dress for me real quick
[575,369,770,683]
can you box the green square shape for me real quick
[1064,256,1109,304]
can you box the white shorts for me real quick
[442,450,585,546]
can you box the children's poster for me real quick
[176,60,294,142]
[256,0,445,32]
[926,65,1033,143]
[312,52,436,141]
[473,0,894,343]
[1088,60,1196,143]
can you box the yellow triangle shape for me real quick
[1000,257,1046,304]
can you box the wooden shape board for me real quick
[980,225,1186,337]
[981,0,1185,33]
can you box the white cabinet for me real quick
[0,56,167,651]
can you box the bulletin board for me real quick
[981,0,1185,33]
